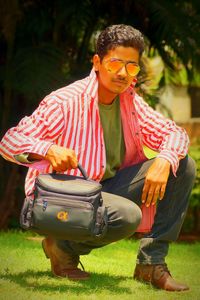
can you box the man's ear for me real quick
[93,54,101,71]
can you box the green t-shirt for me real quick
[99,97,125,181]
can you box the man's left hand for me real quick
[142,158,171,207]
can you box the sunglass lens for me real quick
[126,63,140,76]
[106,60,124,73]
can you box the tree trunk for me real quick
[1,0,20,133]
[0,164,20,228]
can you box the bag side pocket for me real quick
[93,206,108,238]
[20,197,34,230]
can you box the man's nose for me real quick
[117,65,128,77]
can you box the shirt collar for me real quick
[84,68,99,100]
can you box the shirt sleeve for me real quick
[135,93,190,176]
[0,95,65,169]
[14,153,33,163]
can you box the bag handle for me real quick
[78,163,89,180]
[53,163,89,180]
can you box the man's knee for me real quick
[102,192,142,239]
[115,200,142,238]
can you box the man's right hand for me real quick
[45,145,78,172]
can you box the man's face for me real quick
[93,46,140,96]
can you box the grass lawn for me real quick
[0,231,200,300]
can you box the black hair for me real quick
[96,24,145,61]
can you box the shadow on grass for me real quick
[1,269,135,295]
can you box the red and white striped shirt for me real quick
[0,68,189,197]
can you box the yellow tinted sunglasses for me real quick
[104,58,140,77]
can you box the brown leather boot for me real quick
[42,237,90,280]
[133,264,189,291]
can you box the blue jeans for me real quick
[56,156,196,265]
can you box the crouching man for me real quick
[0,24,196,291]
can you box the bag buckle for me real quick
[42,200,48,211]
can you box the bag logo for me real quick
[57,211,68,221]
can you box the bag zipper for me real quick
[36,198,93,211]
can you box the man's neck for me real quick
[98,85,117,105]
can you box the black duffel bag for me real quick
[20,164,108,241]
